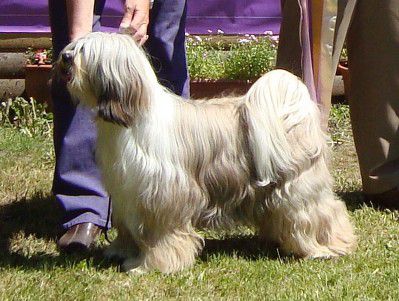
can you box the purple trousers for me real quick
[49,0,189,230]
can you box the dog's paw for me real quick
[104,243,129,261]
[104,237,139,260]
[306,249,340,260]
[126,266,148,275]
[104,246,124,260]
[122,257,149,274]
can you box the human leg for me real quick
[347,0,399,209]
[49,0,110,250]
[276,0,302,78]
[145,0,190,98]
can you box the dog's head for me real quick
[54,32,156,127]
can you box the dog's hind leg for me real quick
[122,225,204,274]
[245,70,356,258]
[258,167,356,258]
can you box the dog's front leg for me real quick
[104,223,139,261]
[121,225,204,274]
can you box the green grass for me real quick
[0,104,398,300]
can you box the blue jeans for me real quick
[48,0,189,230]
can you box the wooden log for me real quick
[0,33,52,51]
[0,52,26,79]
[0,79,25,100]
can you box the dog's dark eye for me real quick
[59,50,73,82]
[62,51,73,64]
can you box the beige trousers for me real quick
[277,0,399,194]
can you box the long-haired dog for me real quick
[54,32,356,273]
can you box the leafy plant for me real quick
[26,47,53,65]
[340,47,348,61]
[186,34,277,80]
[24,35,277,79]
[328,103,352,145]
[0,97,53,137]
[186,35,226,80]
[224,35,277,80]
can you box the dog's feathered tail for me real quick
[242,69,326,187]
[242,69,356,258]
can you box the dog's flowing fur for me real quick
[55,32,356,273]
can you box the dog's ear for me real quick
[96,69,150,127]
[98,91,134,128]
[79,33,154,127]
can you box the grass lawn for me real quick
[0,104,398,300]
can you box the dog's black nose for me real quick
[62,51,73,64]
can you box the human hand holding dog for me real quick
[66,0,150,45]
[120,0,150,45]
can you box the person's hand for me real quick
[120,0,150,45]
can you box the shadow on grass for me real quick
[201,235,282,263]
[336,190,365,211]
[0,192,61,241]
[1,190,374,271]
[0,192,284,270]
[0,249,117,271]
[337,189,398,212]
[0,192,116,271]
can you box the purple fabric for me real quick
[49,0,111,230]
[300,0,317,102]
[0,0,282,34]
[0,0,50,33]
[186,0,281,34]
